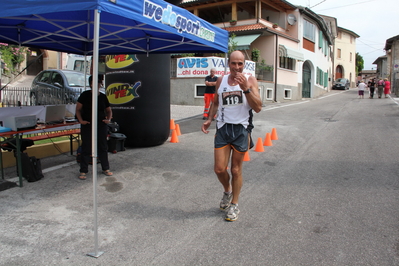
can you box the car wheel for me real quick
[30,93,37,106]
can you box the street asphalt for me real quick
[2,81,399,265]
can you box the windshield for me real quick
[64,72,89,87]
[336,79,347,83]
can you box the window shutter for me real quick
[319,30,323,49]
[324,72,328,87]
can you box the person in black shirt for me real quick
[368,78,376,99]
[75,74,113,180]
[203,68,217,120]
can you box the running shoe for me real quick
[225,203,240,221]
[220,192,232,211]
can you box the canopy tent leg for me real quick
[87,8,104,259]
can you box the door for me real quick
[26,48,43,76]
[302,63,311,98]
[335,65,343,79]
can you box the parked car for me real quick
[332,78,350,90]
[30,69,89,105]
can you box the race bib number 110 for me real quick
[222,91,243,106]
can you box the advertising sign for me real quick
[105,54,170,147]
[176,57,255,78]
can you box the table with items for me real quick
[0,122,80,187]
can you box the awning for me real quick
[232,34,261,50]
[279,45,304,61]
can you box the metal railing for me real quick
[0,86,31,107]
[0,86,84,107]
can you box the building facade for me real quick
[384,35,399,96]
[333,27,359,88]
[172,0,334,105]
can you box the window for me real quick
[316,68,328,88]
[337,49,341,59]
[279,56,296,71]
[303,20,315,42]
[266,88,273,100]
[73,60,85,72]
[39,72,51,83]
[195,84,206,98]
[284,89,292,99]
[350,52,352,62]
[51,73,64,86]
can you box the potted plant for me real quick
[272,23,278,29]
[251,48,260,63]
[256,59,274,81]
[229,19,237,26]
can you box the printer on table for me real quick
[2,115,37,131]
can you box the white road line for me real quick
[263,90,347,111]
[389,96,399,105]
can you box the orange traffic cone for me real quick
[263,132,273,146]
[170,119,175,130]
[170,129,179,143]
[243,151,250,161]
[271,128,278,140]
[175,124,181,136]
[254,137,264,152]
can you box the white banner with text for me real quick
[176,56,255,78]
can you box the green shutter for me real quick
[319,30,323,48]
[324,40,327,56]
[324,72,328,87]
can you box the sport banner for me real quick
[176,56,255,79]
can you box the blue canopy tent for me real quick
[0,0,228,258]
[0,0,227,54]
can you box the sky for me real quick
[289,0,399,70]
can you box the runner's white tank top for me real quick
[216,75,253,129]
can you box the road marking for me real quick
[389,96,399,105]
[263,90,347,111]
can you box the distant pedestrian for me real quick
[203,68,217,120]
[384,78,391,98]
[357,80,366,99]
[377,79,385,98]
[368,78,375,99]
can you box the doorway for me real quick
[335,65,343,79]
[302,62,311,98]
[26,48,44,76]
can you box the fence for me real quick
[0,86,85,107]
[0,86,31,107]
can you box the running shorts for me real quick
[214,123,254,152]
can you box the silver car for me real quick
[30,69,89,105]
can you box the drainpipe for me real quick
[274,34,278,102]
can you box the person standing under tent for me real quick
[76,74,113,180]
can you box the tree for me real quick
[356,52,364,75]
[0,43,28,74]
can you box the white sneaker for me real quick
[225,203,240,221]
[220,192,232,211]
